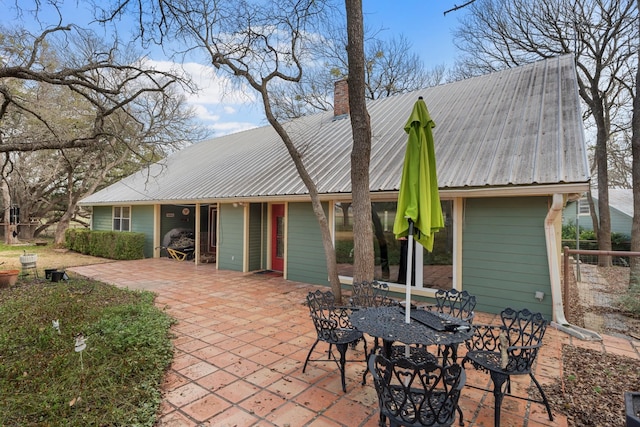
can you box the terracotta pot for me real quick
[0,270,20,288]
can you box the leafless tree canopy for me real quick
[0,24,196,154]
[451,0,639,263]
[269,21,445,120]
[0,8,205,243]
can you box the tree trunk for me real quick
[341,203,350,227]
[345,0,375,284]
[54,210,73,246]
[593,101,612,267]
[371,207,389,279]
[587,192,599,236]
[261,100,342,299]
[630,0,640,286]
[1,178,18,245]
[54,169,80,247]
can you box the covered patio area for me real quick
[68,259,639,427]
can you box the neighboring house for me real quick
[564,189,632,237]
[79,55,590,321]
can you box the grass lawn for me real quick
[0,242,175,426]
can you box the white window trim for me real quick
[578,197,590,215]
[112,206,132,232]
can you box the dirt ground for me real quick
[0,243,113,273]
[565,264,640,340]
[545,264,640,426]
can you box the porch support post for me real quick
[195,203,201,265]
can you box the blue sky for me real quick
[1,0,468,137]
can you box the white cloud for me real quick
[146,59,263,136]
[191,105,220,122]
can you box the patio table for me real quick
[350,305,474,363]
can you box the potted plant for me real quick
[0,270,20,288]
[19,252,37,268]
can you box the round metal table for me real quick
[350,305,474,362]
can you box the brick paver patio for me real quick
[69,259,640,427]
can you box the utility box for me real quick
[626,392,640,427]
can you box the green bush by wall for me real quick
[65,229,145,260]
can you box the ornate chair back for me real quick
[368,353,465,427]
[306,290,357,345]
[351,281,397,308]
[434,288,476,323]
[499,308,548,372]
[463,308,553,426]
[303,290,365,392]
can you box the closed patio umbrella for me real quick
[393,97,444,323]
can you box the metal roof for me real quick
[603,189,633,218]
[80,55,590,206]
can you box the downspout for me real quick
[545,193,602,340]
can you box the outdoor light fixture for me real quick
[535,291,545,301]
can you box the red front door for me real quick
[271,204,285,272]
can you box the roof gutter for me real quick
[545,193,601,341]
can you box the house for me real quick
[564,189,633,237]
[79,55,590,324]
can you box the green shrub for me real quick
[562,222,630,252]
[65,229,145,260]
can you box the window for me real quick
[113,206,131,231]
[578,197,590,215]
[334,200,454,290]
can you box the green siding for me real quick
[610,207,632,237]
[262,204,268,267]
[462,197,553,319]
[131,205,154,258]
[287,202,329,285]
[248,203,263,271]
[564,201,631,237]
[92,206,112,230]
[218,203,244,271]
[92,205,154,258]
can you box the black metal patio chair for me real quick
[462,307,553,427]
[368,352,466,427]
[425,289,476,324]
[350,281,399,385]
[350,280,399,309]
[303,290,366,392]
[422,289,477,363]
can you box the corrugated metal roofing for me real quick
[80,55,590,205]
[605,189,633,217]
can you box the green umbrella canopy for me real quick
[393,97,444,252]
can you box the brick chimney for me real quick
[333,79,349,118]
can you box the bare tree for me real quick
[630,0,640,285]
[270,26,445,120]
[94,0,348,296]
[0,25,193,153]
[0,24,203,243]
[452,0,639,266]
